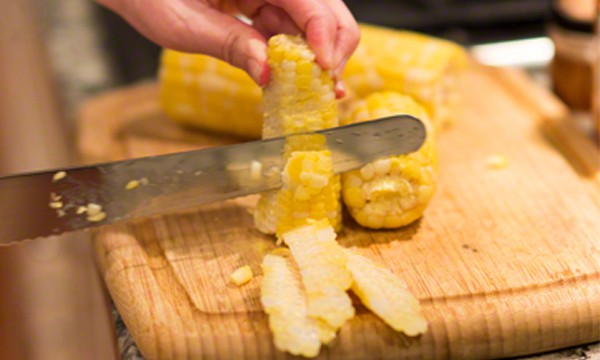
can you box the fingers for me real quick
[322,0,360,79]
[251,4,301,38]
[98,0,270,85]
[319,0,360,98]
[267,0,336,69]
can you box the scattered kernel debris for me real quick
[85,203,107,222]
[76,206,87,215]
[52,171,67,182]
[230,265,254,286]
[86,203,102,216]
[125,180,140,190]
[56,209,66,217]
[486,154,509,169]
[250,160,263,180]
[139,177,149,186]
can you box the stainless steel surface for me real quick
[0,115,426,245]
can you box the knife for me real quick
[0,115,426,245]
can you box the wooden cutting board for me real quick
[78,64,600,360]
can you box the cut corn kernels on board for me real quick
[343,23,467,128]
[342,92,438,229]
[346,251,428,336]
[254,34,341,235]
[260,250,323,357]
[159,50,262,138]
[282,219,354,329]
[260,221,428,357]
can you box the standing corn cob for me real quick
[276,150,342,236]
[253,35,341,235]
[159,50,263,138]
[281,219,355,330]
[345,251,427,336]
[343,24,467,128]
[341,92,437,229]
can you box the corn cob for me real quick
[260,250,323,357]
[343,24,468,128]
[276,150,342,236]
[159,50,263,138]
[281,219,354,330]
[345,251,427,336]
[341,92,437,229]
[253,35,341,236]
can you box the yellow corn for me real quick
[343,24,468,128]
[276,151,341,236]
[260,250,323,357]
[253,35,341,236]
[345,251,427,336]
[341,92,437,229]
[281,219,354,330]
[159,49,263,138]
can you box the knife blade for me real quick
[0,115,425,245]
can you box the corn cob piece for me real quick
[276,150,342,237]
[342,92,437,229]
[281,219,354,329]
[254,35,341,235]
[343,24,468,128]
[260,250,323,357]
[346,251,427,336]
[159,49,263,138]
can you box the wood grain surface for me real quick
[78,65,600,360]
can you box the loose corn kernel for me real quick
[486,154,509,169]
[52,171,66,182]
[125,180,140,190]
[230,265,254,286]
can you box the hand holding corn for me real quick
[95,0,359,94]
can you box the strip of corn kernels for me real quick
[282,219,354,329]
[261,250,331,357]
[254,34,341,235]
[346,251,428,336]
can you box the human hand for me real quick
[96,0,360,96]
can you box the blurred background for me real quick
[0,0,595,358]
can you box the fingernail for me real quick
[247,59,269,86]
[334,80,346,99]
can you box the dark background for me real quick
[94,0,551,84]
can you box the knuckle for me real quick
[221,29,244,66]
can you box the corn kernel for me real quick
[230,265,254,286]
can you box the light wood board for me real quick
[78,65,600,360]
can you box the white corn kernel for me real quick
[87,212,107,222]
[374,158,391,175]
[52,171,66,182]
[125,180,140,190]
[230,265,254,286]
[86,203,103,216]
